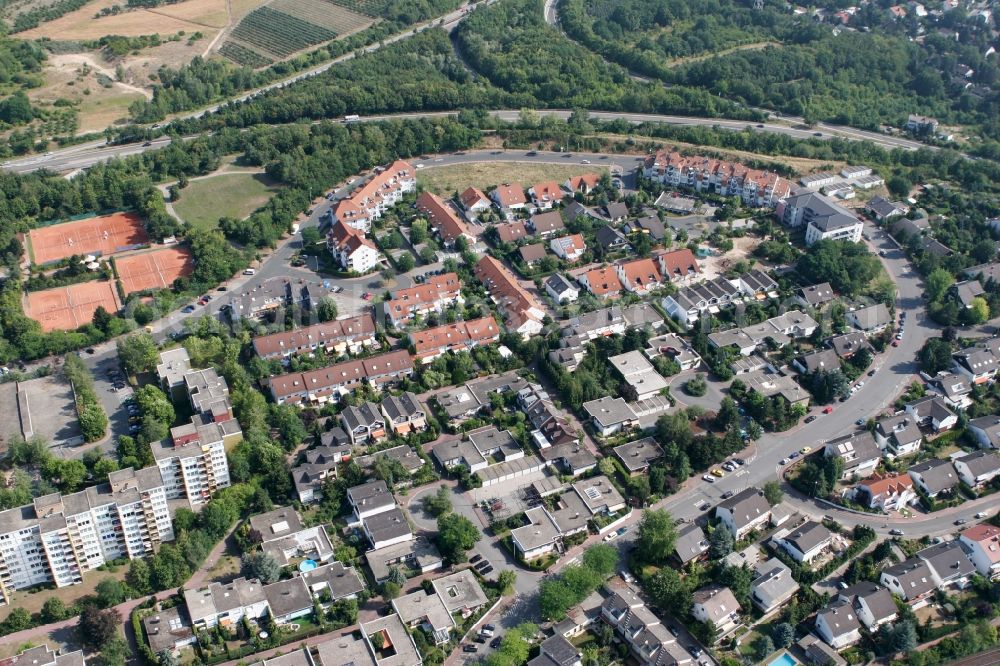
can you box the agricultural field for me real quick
[218,0,372,65]
[172,171,283,230]
[417,162,611,196]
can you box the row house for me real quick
[331,160,415,232]
[601,589,693,666]
[326,220,382,274]
[408,316,500,363]
[228,280,316,322]
[576,265,622,300]
[251,314,377,361]
[157,417,237,507]
[383,272,463,328]
[341,402,386,446]
[662,277,742,328]
[642,150,792,207]
[347,480,396,522]
[616,258,662,295]
[415,192,473,249]
[268,350,414,406]
[0,467,172,604]
[380,392,427,437]
[474,256,545,338]
[292,445,352,504]
[656,248,700,282]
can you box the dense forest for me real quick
[0,33,45,126]
[127,0,466,122]
[454,0,760,120]
[165,30,513,131]
[559,0,1000,141]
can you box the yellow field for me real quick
[417,161,610,195]
[17,0,237,39]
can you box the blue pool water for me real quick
[298,559,318,572]
[768,653,798,666]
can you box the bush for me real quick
[684,374,707,397]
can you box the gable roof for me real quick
[595,225,628,249]
[493,183,527,208]
[582,266,622,296]
[798,282,835,306]
[459,186,489,210]
[519,243,548,263]
[531,211,566,234]
[495,221,530,244]
[657,248,699,279]
[416,191,470,244]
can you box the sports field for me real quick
[27,212,148,265]
[116,246,195,295]
[24,281,122,332]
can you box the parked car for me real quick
[856,418,866,426]
[473,636,486,644]
[182,305,196,313]
[805,415,817,423]
[702,474,715,483]
[470,554,483,564]
[490,637,502,649]
[721,490,734,500]
[889,528,904,536]
[955,518,967,526]
[780,458,790,465]
[823,406,834,414]
[463,645,478,653]
[479,566,494,575]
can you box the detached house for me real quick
[565,173,601,195]
[905,395,958,432]
[692,586,742,637]
[918,541,976,588]
[814,600,862,649]
[880,558,936,602]
[495,221,531,244]
[529,181,565,211]
[578,266,622,299]
[796,282,835,309]
[459,187,491,219]
[953,451,1000,488]
[854,473,915,512]
[530,211,566,237]
[550,234,586,262]
[968,415,1000,449]
[750,558,798,614]
[775,521,833,564]
[960,524,1000,579]
[715,488,771,540]
[837,583,897,631]
[908,458,958,497]
[952,348,999,385]
[491,183,528,216]
[824,432,881,479]
[616,258,662,294]
[847,303,891,336]
[595,225,629,253]
[380,392,426,437]
[874,414,923,457]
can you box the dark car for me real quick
[463,645,478,653]
[805,415,817,423]
[479,565,494,575]
[483,624,495,632]
[86,348,95,354]
[490,637,502,649]
[473,636,486,644]
[474,560,490,570]
[955,518,967,526]
[721,490,734,500]
[470,554,482,564]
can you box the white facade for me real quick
[156,439,231,507]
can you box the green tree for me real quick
[422,486,452,517]
[754,635,776,661]
[40,597,68,623]
[709,526,733,559]
[714,397,738,430]
[397,253,416,272]
[126,558,152,595]
[969,296,990,324]
[763,481,784,506]
[773,622,795,648]
[316,297,338,322]
[135,385,175,424]
[925,268,955,303]
[410,218,429,244]
[647,566,687,611]
[241,551,281,583]
[632,509,677,566]
[78,404,109,442]
[496,570,517,595]
[436,513,481,563]
[918,338,953,375]
[78,605,121,649]
[3,607,31,632]
[684,374,707,396]
[96,578,126,607]
[101,636,129,666]
[117,334,159,375]
[582,544,618,578]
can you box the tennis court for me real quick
[24,281,122,332]
[115,246,194,295]
[27,212,149,265]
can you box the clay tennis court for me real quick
[116,246,195,295]
[24,281,122,332]
[27,212,148,265]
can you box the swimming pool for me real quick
[768,653,798,666]
[298,559,318,572]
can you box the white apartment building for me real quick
[0,467,173,604]
[156,418,236,507]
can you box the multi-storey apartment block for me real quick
[642,150,792,207]
[0,467,172,603]
[156,417,236,506]
[330,160,416,232]
[383,273,463,328]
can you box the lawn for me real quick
[173,172,283,230]
[416,161,609,196]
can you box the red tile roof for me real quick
[618,258,662,289]
[566,173,601,192]
[531,181,564,205]
[416,192,470,245]
[252,315,376,358]
[583,266,621,296]
[657,248,700,279]
[409,316,500,358]
[495,221,530,244]
[858,472,913,495]
[474,256,544,331]
[459,187,490,210]
[644,150,792,202]
[385,272,462,322]
[492,183,527,208]
[269,350,413,401]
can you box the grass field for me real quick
[173,172,283,229]
[417,161,610,195]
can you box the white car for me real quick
[604,532,619,542]
[701,474,715,483]
[416,163,425,169]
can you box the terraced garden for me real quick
[219,0,372,65]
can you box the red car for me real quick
[892,340,899,347]
[822,406,833,414]
[361,292,372,301]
